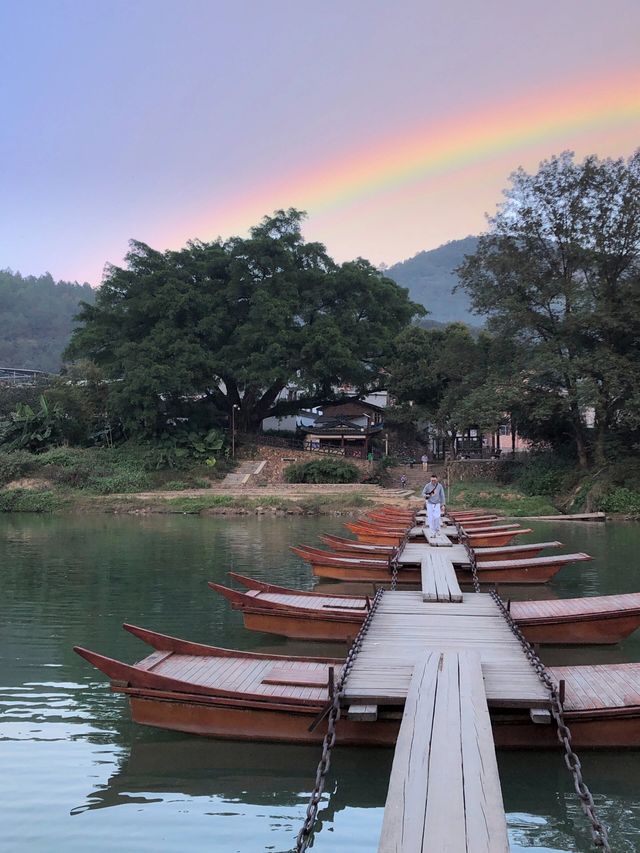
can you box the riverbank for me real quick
[0,483,413,515]
[446,480,559,516]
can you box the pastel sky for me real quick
[1,0,639,285]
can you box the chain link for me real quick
[295,507,418,849]
[295,585,385,851]
[454,521,611,851]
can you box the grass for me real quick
[448,480,559,516]
[0,489,69,513]
[162,493,373,514]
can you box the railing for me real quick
[235,431,379,460]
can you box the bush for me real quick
[283,458,360,484]
[513,454,576,496]
[0,489,64,512]
[86,470,151,494]
[0,450,34,485]
[597,487,640,514]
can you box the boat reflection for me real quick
[74,734,393,823]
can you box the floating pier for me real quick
[342,521,550,851]
[378,651,509,853]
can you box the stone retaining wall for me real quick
[445,459,515,483]
[237,443,372,485]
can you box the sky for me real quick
[1,0,639,285]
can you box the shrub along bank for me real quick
[447,453,640,517]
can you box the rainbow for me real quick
[181,69,640,242]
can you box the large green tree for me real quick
[458,151,640,466]
[387,323,506,455]
[66,210,423,435]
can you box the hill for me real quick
[0,269,95,373]
[385,236,482,324]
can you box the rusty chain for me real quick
[454,520,611,851]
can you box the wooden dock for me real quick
[342,591,550,708]
[342,529,550,851]
[378,651,509,853]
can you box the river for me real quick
[1,514,639,852]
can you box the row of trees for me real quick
[2,151,638,472]
[388,150,640,468]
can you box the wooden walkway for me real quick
[378,651,509,853]
[421,552,463,602]
[342,591,550,707]
[399,542,470,566]
[424,529,453,547]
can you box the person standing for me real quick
[422,473,446,534]
[421,452,429,470]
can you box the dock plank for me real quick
[378,651,509,853]
[421,552,463,603]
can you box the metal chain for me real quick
[296,507,416,849]
[454,521,611,851]
[295,586,385,852]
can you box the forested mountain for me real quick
[0,270,95,372]
[385,236,481,323]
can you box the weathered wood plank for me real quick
[421,552,463,603]
[347,703,378,721]
[378,652,509,853]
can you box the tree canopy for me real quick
[457,150,640,466]
[66,209,423,436]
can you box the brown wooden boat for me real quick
[293,546,586,585]
[469,553,592,584]
[210,573,368,641]
[291,545,391,573]
[511,593,640,644]
[466,529,533,547]
[320,534,396,557]
[344,520,410,536]
[460,523,522,533]
[74,624,394,745]
[474,541,562,562]
[213,574,640,646]
[74,627,640,747]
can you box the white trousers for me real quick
[426,502,441,533]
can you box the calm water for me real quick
[1,514,640,852]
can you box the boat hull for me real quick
[124,692,640,749]
[466,530,533,547]
[514,611,640,644]
[241,608,362,641]
[311,562,557,585]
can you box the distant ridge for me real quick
[385,236,481,324]
[0,269,95,373]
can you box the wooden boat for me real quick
[468,553,592,584]
[466,529,533,547]
[291,545,391,573]
[213,575,640,646]
[348,528,405,546]
[474,541,562,562]
[511,593,640,644]
[74,624,396,745]
[344,520,409,535]
[74,628,640,747]
[460,523,522,533]
[293,546,585,585]
[320,534,396,557]
[210,573,369,641]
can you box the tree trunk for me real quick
[594,410,607,466]
[574,424,589,469]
